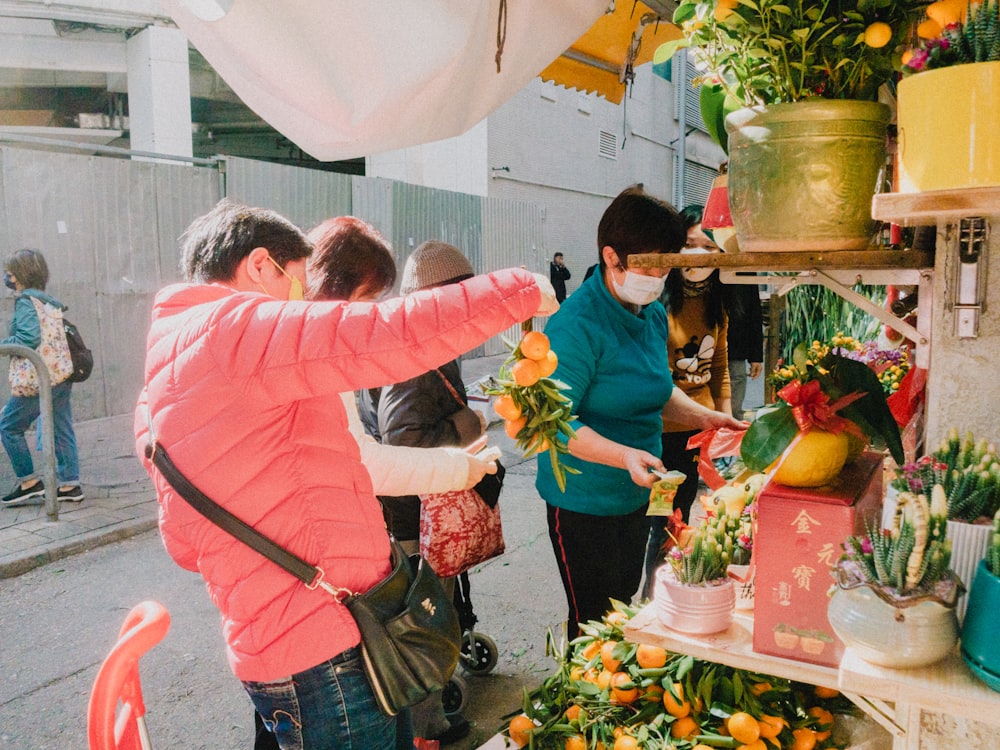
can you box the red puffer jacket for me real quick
[135,269,539,682]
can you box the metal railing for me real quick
[0,345,59,521]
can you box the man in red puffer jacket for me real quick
[135,199,557,750]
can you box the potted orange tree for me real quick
[658,0,929,251]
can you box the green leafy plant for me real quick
[988,508,1000,575]
[904,0,1000,74]
[659,0,930,107]
[742,345,905,473]
[892,428,1000,522]
[840,486,953,596]
[667,509,745,584]
[778,285,886,366]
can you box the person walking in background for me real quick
[358,240,491,745]
[550,251,571,302]
[135,199,557,750]
[642,205,735,598]
[0,248,83,507]
[723,280,764,422]
[535,187,744,639]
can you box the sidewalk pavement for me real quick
[0,354,512,580]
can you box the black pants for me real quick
[546,502,650,640]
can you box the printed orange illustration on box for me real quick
[752,452,883,668]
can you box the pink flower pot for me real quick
[653,566,735,635]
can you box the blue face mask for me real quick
[3,272,15,291]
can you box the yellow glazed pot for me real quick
[897,61,1000,193]
[725,100,891,252]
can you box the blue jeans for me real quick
[0,380,79,484]
[243,646,415,750]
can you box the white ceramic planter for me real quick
[654,566,734,635]
[828,581,959,669]
[947,519,992,623]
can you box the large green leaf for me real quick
[740,403,799,472]
[699,83,732,154]
[817,354,905,465]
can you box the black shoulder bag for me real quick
[144,441,461,717]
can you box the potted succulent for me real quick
[659,0,929,251]
[828,485,964,668]
[961,508,1000,692]
[653,510,737,635]
[897,0,1000,192]
[741,339,904,488]
[892,428,1000,620]
[700,473,766,609]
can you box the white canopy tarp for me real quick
[163,0,609,161]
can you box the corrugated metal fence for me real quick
[0,147,544,420]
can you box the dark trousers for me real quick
[546,503,650,640]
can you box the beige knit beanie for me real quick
[400,241,474,294]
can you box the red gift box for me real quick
[752,452,884,668]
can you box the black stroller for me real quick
[441,570,499,713]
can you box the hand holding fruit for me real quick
[486,330,578,490]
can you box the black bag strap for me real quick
[144,441,350,600]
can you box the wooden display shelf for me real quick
[623,606,839,688]
[839,647,1000,723]
[628,248,933,271]
[873,187,1000,226]
[623,603,1000,750]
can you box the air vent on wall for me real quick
[598,130,617,160]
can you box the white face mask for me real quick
[612,268,666,306]
[680,247,714,283]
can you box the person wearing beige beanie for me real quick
[399,240,475,294]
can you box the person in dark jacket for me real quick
[358,240,485,745]
[550,251,571,302]
[723,281,764,421]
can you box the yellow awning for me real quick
[539,1,682,104]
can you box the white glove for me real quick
[531,273,560,316]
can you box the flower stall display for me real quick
[503,604,863,750]
[828,485,963,668]
[485,330,578,490]
[961,508,1000,692]
[656,0,929,251]
[742,341,904,488]
[897,0,1000,192]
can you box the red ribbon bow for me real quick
[777,379,865,437]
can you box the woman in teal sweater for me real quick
[536,187,743,638]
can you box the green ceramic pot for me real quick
[725,100,891,252]
[961,560,1000,693]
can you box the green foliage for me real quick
[662,0,929,107]
[894,428,1000,522]
[842,488,951,595]
[779,284,885,365]
[988,509,1000,576]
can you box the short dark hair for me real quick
[597,186,686,271]
[553,252,564,259]
[180,198,312,283]
[679,204,705,230]
[305,217,397,301]
[4,248,49,291]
